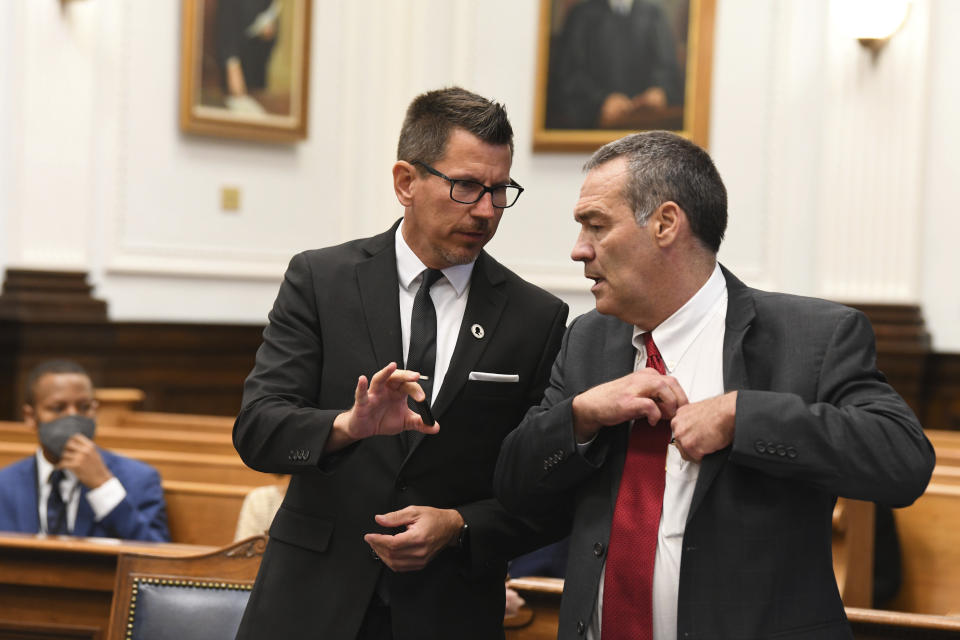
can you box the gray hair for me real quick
[584,131,727,253]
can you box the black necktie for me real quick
[46,470,68,535]
[406,268,444,407]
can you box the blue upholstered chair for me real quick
[106,535,266,640]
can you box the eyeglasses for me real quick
[413,161,524,209]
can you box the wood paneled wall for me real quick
[0,270,263,419]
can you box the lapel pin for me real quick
[471,324,485,339]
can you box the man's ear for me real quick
[23,404,36,431]
[393,161,417,207]
[652,201,683,247]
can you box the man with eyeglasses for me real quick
[234,87,569,640]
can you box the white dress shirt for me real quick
[395,223,474,404]
[35,449,125,534]
[589,263,728,640]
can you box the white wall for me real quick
[2,0,958,350]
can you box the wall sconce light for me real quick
[835,0,912,55]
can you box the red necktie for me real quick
[601,332,670,639]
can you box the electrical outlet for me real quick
[221,186,241,212]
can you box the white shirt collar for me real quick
[633,263,727,373]
[395,222,474,297]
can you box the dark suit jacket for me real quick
[233,222,569,639]
[0,449,170,541]
[495,267,934,640]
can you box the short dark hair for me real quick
[24,360,91,406]
[584,131,728,253]
[397,87,514,166]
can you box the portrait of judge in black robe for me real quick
[545,0,687,131]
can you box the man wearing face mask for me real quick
[0,360,170,541]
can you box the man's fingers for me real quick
[354,375,369,406]
[368,362,399,388]
[663,375,689,407]
[374,507,416,529]
[398,380,426,402]
[406,415,440,435]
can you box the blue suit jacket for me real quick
[0,448,170,542]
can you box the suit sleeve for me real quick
[97,463,170,542]
[730,309,935,507]
[233,252,344,474]
[494,315,613,519]
[458,299,573,571]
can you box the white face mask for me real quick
[38,415,96,460]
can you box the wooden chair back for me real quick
[105,536,266,640]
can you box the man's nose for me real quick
[571,235,593,262]
[470,193,498,219]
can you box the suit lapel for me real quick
[401,252,507,463]
[687,266,755,522]
[19,458,42,531]
[356,224,404,368]
[73,486,95,536]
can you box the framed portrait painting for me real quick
[533,0,716,152]
[179,0,312,143]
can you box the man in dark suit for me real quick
[0,360,169,542]
[233,87,569,639]
[494,131,935,639]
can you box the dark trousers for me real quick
[357,593,393,640]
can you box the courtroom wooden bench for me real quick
[0,441,274,486]
[113,410,235,433]
[847,607,960,639]
[0,533,215,640]
[0,420,236,456]
[94,388,236,433]
[888,468,960,616]
[163,480,259,546]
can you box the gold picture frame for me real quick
[179,0,312,143]
[533,0,716,152]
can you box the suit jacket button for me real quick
[776,445,786,457]
[766,442,777,455]
[543,460,551,470]
[754,440,766,454]
[787,447,798,459]
[593,542,605,557]
[577,620,586,635]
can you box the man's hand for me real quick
[599,92,635,127]
[632,87,668,109]
[572,369,688,444]
[58,434,112,489]
[364,506,464,572]
[505,585,526,618]
[670,391,737,462]
[326,362,440,453]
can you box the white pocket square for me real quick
[468,371,519,383]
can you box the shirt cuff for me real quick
[576,435,597,454]
[85,476,126,521]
